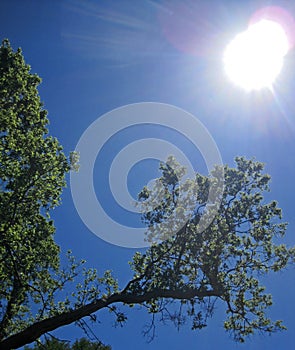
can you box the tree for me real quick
[0,40,295,349]
[0,39,71,347]
[24,337,110,350]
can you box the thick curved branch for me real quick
[0,287,219,350]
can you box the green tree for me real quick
[0,39,71,344]
[24,337,110,350]
[0,40,295,349]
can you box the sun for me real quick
[223,19,289,91]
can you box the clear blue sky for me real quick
[1,1,295,349]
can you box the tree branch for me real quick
[0,287,219,350]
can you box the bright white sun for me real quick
[223,19,289,91]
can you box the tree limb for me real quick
[0,287,219,350]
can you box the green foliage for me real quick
[137,156,200,243]
[24,337,111,350]
[0,39,71,338]
[131,156,295,342]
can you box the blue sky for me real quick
[1,0,295,349]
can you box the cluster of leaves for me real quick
[0,38,73,339]
[130,156,295,342]
[24,337,111,350]
[137,156,199,243]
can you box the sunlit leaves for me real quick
[131,156,295,342]
[0,40,71,339]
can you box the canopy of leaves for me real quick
[0,39,71,339]
[131,155,295,342]
[24,337,111,350]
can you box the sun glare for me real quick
[223,19,289,91]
